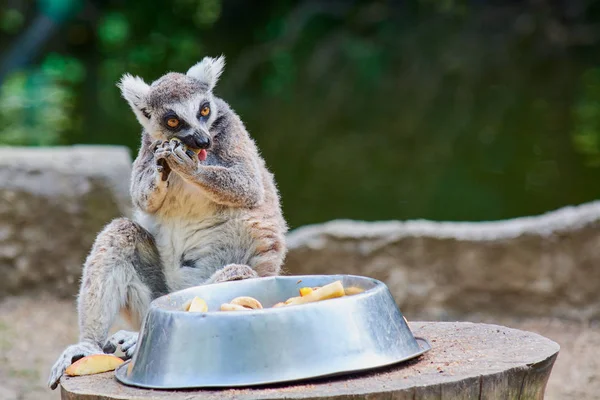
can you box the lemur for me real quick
[48,56,287,390]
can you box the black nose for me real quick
[193,134,211,149]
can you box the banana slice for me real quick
[284,280,345,306]
[230,296,263,310]
[220,303,252,311]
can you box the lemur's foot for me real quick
[103,330,138,358]
[48,341,103,390]
[208,264,259,284]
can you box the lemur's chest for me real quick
[138,179,221,253]
[134,178,251,283]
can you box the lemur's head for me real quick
[118,56,225,153]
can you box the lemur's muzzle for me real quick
[178,130,211,150]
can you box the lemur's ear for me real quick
[118,73,151,127]
[186,55,225,91]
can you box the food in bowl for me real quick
[186,280,365,312]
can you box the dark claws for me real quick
[102,342,116,354]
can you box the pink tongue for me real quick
[198,149,207,161]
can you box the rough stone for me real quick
[285,202,600,321]
[0,146,132,297]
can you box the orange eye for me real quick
[167,118,179,128]
[200,105,210,117]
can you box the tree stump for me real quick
[60,322,559,400]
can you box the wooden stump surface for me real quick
[60,321,560,400]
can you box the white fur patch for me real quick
[186,55,225,91]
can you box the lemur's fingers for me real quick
[103,330,138,355]
[150,139,163,152]
[121,336,137,352]
[172,145,195,163]
[207,264,258,284]
[167,146,197,176]
[48,341,103,390]
[169,138,182,149]
[154,147,172,161]
[169,139,196,159]
[123,341,137,358]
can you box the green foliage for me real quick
[0,9,24,34]
[1,1,600,226]
[0,53,83,145]
[572,68,600,167]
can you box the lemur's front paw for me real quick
[48,341,103,390]
[153,140,172,181]
[207,264,259,284]
[103,330,138,359]
[166,139,198,176]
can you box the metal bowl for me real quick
[115,275,430,389]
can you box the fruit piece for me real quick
[284,280,345,306]
[272,302,286,308]
[299,287,313,297]
[220,303,252,311]
[284,296,301,305]
[230,296,262,309]
[65,354,124,376]
[187,297,208,313]
[344,286,365,295]
[182,298,193,311]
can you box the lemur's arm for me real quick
[165,140,265,208]
[130,134,170,213]
[194,161,264,208]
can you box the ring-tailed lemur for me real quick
[48,56,287,389]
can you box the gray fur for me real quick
[48,56,287,390]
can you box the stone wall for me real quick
[2,145,599,321]
[285,202,600,321]
[0,146,131,297]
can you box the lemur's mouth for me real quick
[198,149,207,162]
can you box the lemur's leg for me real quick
[48,218,167,390]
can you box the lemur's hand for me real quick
[103,330,138,358]
[164,139,198,177]
[48,341,103,390]
[153,140,172,181]
[207,264,259,284]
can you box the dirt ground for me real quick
[0,294,598,400]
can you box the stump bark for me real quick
[60,322,559,399]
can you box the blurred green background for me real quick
[1,0,600,228]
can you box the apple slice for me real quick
[64,354,124,376]
[187,296,208,312]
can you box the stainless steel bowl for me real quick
[115,275,430,389]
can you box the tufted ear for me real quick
[117,73,151,127]
[186,55,225,91]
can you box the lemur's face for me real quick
[118,56,225,153]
